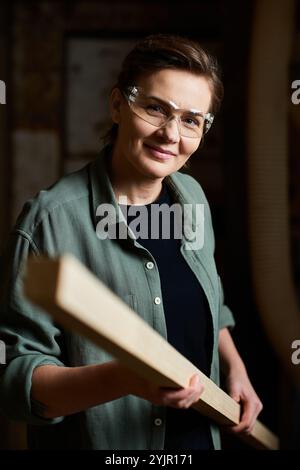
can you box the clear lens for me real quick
[124,87,213,138]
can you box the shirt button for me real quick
[154,297,161,305]
[154,418,162,426]
[146,261,154,270]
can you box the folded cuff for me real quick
[0,354,65,425]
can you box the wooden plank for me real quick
[23,254,279,450]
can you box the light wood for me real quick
[24,254,279,450]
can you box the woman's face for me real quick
[110,69,212,180]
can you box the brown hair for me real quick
[102,33,224,149]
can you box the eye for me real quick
[183,116,201,128]
[145,103,167,116]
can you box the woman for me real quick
[0,34,262,450]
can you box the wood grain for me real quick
[23,254,279,450]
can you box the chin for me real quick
[142,154,176,175]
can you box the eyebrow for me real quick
[146,94,205,116]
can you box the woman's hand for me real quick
[123,365,204,409]
[225,368,263,434]
[218,327,263,435]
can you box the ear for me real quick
[109,88,123,124]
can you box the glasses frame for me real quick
[122,85,214,137]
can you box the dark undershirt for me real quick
[119,182,213,450]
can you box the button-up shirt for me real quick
[0,145,235,450]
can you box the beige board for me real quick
[23,254,279,450]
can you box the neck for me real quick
[108,145,164,205]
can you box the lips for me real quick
[144,143,176,156]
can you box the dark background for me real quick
[0,0,300,450]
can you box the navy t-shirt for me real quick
[119,182,213,450]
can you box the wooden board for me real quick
[23,254,279,450]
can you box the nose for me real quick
[159,116,181,142]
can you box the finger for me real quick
[230,393,240,403]
[247,401,263,432]
[173,385,205,408]
[232,419,252,434]
[160,390,194,407]
[161,380,203,401]
[162,388,201,408]
[158,388,189,406]
[230,399,256,434]
[159,375,204,408]
[189,374,201,387]
[187,374,204,397]
[161,374,203,395]
[168,396,196,409]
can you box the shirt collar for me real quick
[89,145,199,242]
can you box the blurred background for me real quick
[0,0,300,450]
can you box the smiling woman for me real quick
[122,85,214,137]
[108,68,212,203]
[0,34,263,450]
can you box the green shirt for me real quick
[0,145,235,450]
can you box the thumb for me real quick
[189,374,204,397]
[189,373,201,387]
[229,390,241,403]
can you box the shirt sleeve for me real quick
[0,231,65,425]
[218,275,235,330]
